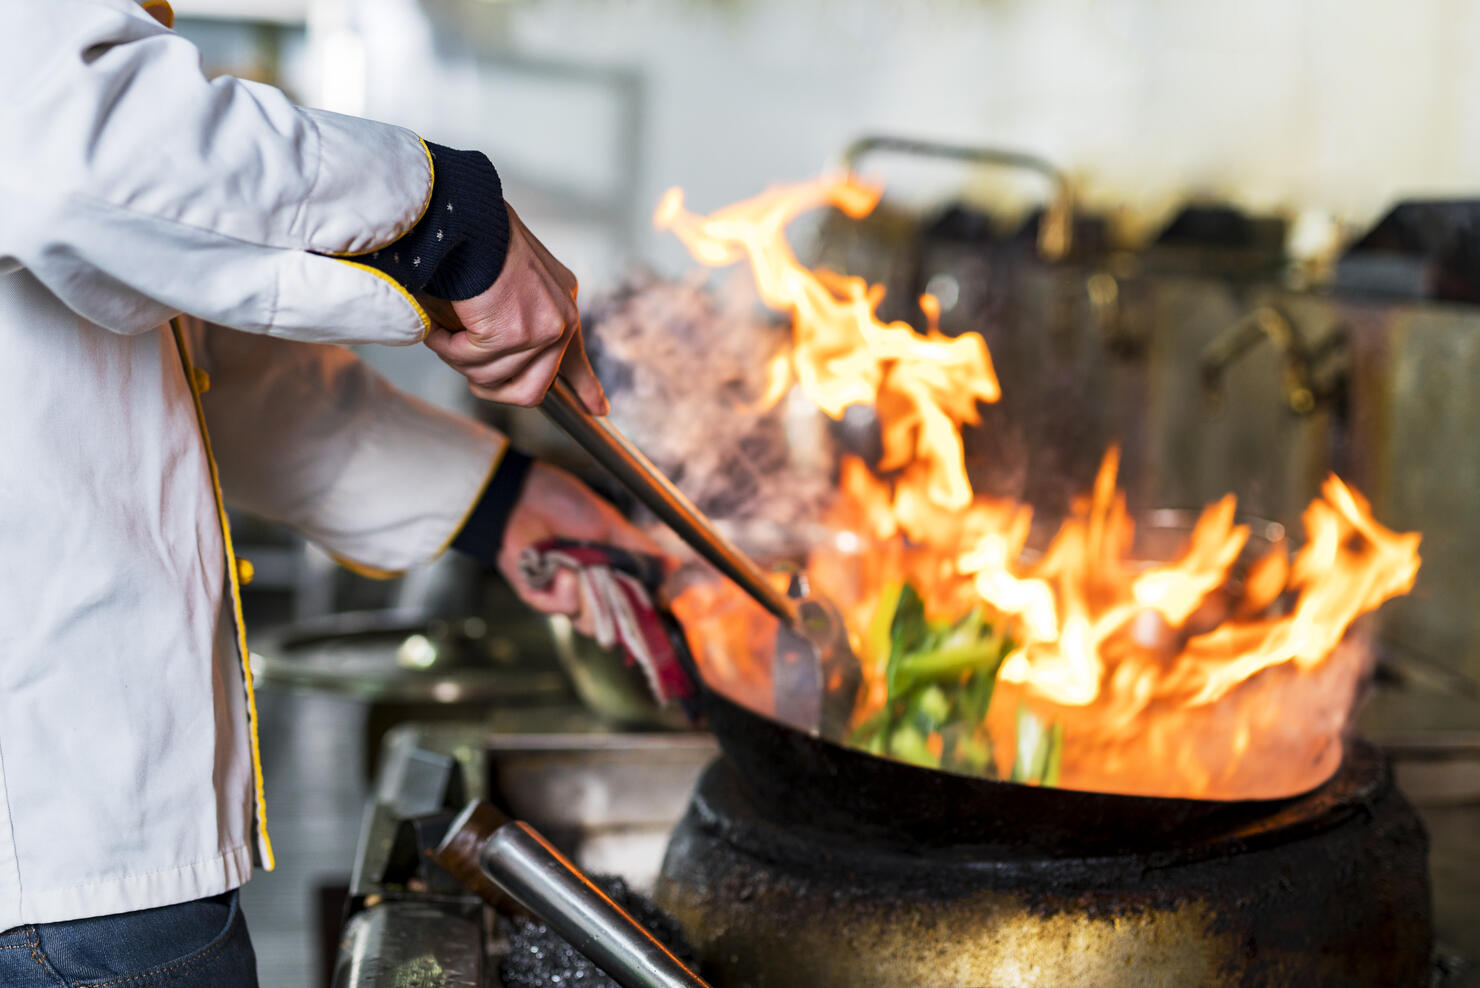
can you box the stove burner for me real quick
[1335,200,1480,304]
[657,741,1432,987]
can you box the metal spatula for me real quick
[541,379,861,738]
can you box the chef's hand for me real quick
[421,204,607,415]
[498,462,662,632]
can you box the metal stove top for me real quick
[332,708,715,988]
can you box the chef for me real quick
[0,0,652,983]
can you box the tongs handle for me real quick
[434,802,711,988]
[541,378,799,626]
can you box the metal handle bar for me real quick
[839,134,1075,260]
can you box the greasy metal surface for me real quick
[678,743,1382,885]
[340,715,1461,987]
[1198,304,1346,416]
[1347,299,1480,684]
[332,901,485,988]
[1363,711,1480,962]
[344,717,715,988]
[353,718,716,907]
[483,734,717,826]
[486,737,716,893]
[659,744,1432,988]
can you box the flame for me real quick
[656,180,1000,510]
[660,178,1421,800]
[748,347,794,413]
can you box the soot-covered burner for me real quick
[1334,200,1480,304]
[657,741,1431,988]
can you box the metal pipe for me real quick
[541,379,799,625]
[481,820,711,988]
[839,135,1075,260]
[1198,305,1320,415]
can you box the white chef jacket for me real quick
[0,0,506,928]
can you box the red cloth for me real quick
[519,539,695,705]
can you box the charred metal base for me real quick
[657,741,1432,988]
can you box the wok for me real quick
[664,510,1318,857]
[541,371,1324,854]
[684,671,1306,857]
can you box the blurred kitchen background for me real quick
[171,1,1480,983]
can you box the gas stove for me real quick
[333,706,1476,988]
[660,743,1425,987]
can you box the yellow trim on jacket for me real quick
[170,320,276,871]
[325,139,436,339]
[321,138,436,339]
[333,259,434,341]
[329,443,507,580]
[329,139,436,257]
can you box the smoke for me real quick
[584,269,840,552]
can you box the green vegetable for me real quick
[893,637,1005,695]
[849,582,1010,775]
[884,583,930,698]
[1010,704,1065,786]
[955,658,1000,726]
[886,724,939,768]
[866,579,905,669]
[847,579,1063,785]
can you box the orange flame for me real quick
[660,178,1421,800]
[748,347,794,413]
[656,180,1000,510]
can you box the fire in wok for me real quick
[647,177,1420,802]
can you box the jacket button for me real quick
[236,558,255,586]
[192,367,211,395]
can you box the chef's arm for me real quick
[188,318,642,601]
[186,317,513,575]
[0,0,499,348]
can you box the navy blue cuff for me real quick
[451,449,536,567]
[360,142,512,301]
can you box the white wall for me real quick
[321,0,1480,286]
[295,0,1480,406]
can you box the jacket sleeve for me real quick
[182,318,507,575]
[0,0,433,345]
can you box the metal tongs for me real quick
[541,379,862,737]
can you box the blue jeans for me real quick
[0,890,257,987]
